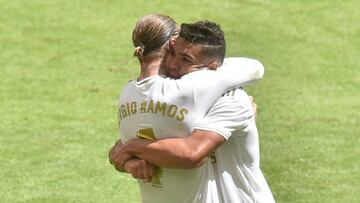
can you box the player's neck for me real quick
[138,59,162,81]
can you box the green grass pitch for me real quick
[1,0,359,202]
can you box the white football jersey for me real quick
[118,57,264,203]
[195,88,275,203]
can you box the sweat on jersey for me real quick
[118,57,264,203]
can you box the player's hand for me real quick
[109,139,132,172]
[123,159,156,182]
[109,139,122,164]
[248,96,257,118]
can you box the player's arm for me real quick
[175,57,264,113]
[121,129,225,169]
[115,89,253,170]
[217,57,264,85]
[184,57,264,93]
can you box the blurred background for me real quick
[1,0,359,202]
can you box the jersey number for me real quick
[136,128,163,188]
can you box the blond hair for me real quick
[132,13,178,59]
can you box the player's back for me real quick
[119,75,220,203]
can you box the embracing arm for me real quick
[122,130,225,169]
[120,89,256,169]
[177,57,264,113]
[218,57,264,85]
[112,94,257,170]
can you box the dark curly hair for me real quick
[179,20,226,63]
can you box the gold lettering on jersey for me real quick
[130,102,137,114]
[167,105,177,118]
[126,103,131,115]
[147,100,154,113]
[120,104,128,118]
[118,102,137,123]
[140,100,147,113]
[117,107,122,127]
[176,108,188,122]
[118,100,189,123]
[154,101,166,115]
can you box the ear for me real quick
[207,61,221,70]
[170,37,177,45]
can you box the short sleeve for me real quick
[194,89,255,140]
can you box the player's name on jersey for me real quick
[118,100,189,122]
